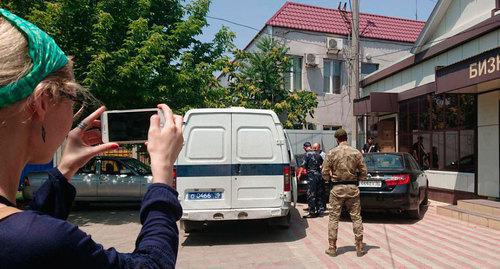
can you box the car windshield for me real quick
[364,154,405,171]
[122,158,151,175]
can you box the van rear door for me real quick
[177,112,232,210]
[231,112,284,208]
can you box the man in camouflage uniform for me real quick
[322,129,368,257]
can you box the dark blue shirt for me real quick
[300,151,323,173]
[0,168,182,269]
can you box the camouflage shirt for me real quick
[322,141,368,182]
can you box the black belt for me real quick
[331,180,359,186]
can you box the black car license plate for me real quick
[359,181,382,188]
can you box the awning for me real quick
[353,92,398,116]
[436,47,500,94]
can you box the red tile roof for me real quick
[266,2,425,43]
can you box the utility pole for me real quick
[350,0,360,148]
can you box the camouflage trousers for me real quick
[328,184,363,247]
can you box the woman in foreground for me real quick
[0,9,183,269]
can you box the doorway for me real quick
[378,118,396,152]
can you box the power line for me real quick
[208,6,498,61]
[206,16,261,32]
[205,14,415,53]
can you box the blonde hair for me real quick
[0,16,33,86]
[0,16,96,109]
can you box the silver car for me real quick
[25,156,153,202]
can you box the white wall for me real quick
[425,170,475,192]
[265,26,414,133]
[429,0,495,46]
[477,91,499,198]
[362,29,500,96]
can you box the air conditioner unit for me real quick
[305,53,318,67]
[326,37,343,54]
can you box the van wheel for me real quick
[182,220,203,233]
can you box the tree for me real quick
[1,0,235,113]
[221,37,318,128]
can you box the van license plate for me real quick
[188,192,222,200]
[359,181,382,188]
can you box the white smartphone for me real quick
[101,108,165,144]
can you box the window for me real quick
[306,123,317,130]
[323,59,342,94]
[363,154,405,170]
[361,62,379,76]
[407,155,421,171]
[284,56,302,91]
[398,93,476,172]
[101,160,123,175]
[122,158,151,175]
[78,159,96,174]
[323,125,341,131]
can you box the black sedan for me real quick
[360,153,429,219]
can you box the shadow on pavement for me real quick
[297,201,429,225]
[359,205,429,225]
[68,203,141,227]
[181,207,306,246]
[336,244,380,255]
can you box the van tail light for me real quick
[172,167,177,190]
[24,177,30,187]
[283,165,291,192]
[385,174,410,186]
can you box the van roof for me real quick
[184,108,282,124]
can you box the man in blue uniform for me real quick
[301,143,323,218]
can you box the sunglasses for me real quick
[59,91,86,120]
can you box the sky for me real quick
[193,0,437,49]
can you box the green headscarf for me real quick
[0,9,68,109]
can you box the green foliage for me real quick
[1,0,235,113]
[222,37,317,128]
[1,2,316,125]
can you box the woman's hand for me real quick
[147,104,183,186]
[58,106,119,180]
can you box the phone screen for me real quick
[107,111,157,142]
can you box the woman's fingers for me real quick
[90,119,101,129]
[82,129,102,146]
[149,114,160,135]
[173,115,183,130]
[157,104,174,125]
[71,106,106,135]
[88,142,119,157]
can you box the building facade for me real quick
[356,0,500,202]
[242,2,424,142]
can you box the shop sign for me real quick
[436,47,500,93]
[469,55,500,79]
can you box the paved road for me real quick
[69,201,500,269]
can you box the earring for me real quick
[41,126,46,143]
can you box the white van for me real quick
[176,108,297,232]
